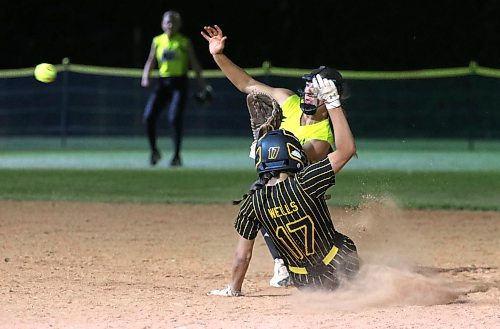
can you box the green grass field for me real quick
[1,137,499,210]
[1,169,499,210]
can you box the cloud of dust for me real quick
[293,264,460,312]
[336,194,422,265]
[293,195,461,312]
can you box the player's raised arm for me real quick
[201,25,292,104]
[313,74,356,173]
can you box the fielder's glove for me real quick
[207,285,242,297]
[247,91,283,141]
[194,85,214,105]
[313,74,341,109]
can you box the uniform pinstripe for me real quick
[235,157,359,290]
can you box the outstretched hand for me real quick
[201,25,227,55]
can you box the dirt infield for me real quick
[1,200,499,329]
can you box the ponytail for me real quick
[232,171,278,205]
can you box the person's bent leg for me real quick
[143,85,168,166]
[261,227,281,259]
[260,227,291,287]
[167,79,188,166]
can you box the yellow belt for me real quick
[288,245,339,275]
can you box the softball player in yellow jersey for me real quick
[202,24,351,287]
[142,11,209,167]
[202,25,350,163]
[280,93,334,149]
[208,75,359,296]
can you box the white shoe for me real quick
[269,258,290,287]
[207,285,242,297]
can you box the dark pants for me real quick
[261,227,281,260]
[292,233,360,291]
[143,76,188,159]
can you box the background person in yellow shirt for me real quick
[142,10,210,167]
[201,24,351,287]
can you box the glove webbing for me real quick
[247,92,283,140]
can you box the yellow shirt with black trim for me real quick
[152,33,189,77]
[279,94,334,148]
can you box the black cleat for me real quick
[169,156,182,167]
[150,150,161,166]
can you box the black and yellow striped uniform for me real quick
[235,157,359,290]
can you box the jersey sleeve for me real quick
[234,195,260,240]
[296,157,336,199]
[152,34,163,48]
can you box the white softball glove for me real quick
[313,74,341,109]
[207,285,242,297]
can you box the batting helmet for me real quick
[255,129,307,176]
[299,66,347,115]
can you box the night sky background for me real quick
[2,0,500,71]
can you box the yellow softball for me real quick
[34,63,57,83]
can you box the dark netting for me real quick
[269,75,500,139]
[1,72,499,138]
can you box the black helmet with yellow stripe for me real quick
[255,129,308,176]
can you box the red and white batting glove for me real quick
[207,285,242,297]
[313,74,341,109]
